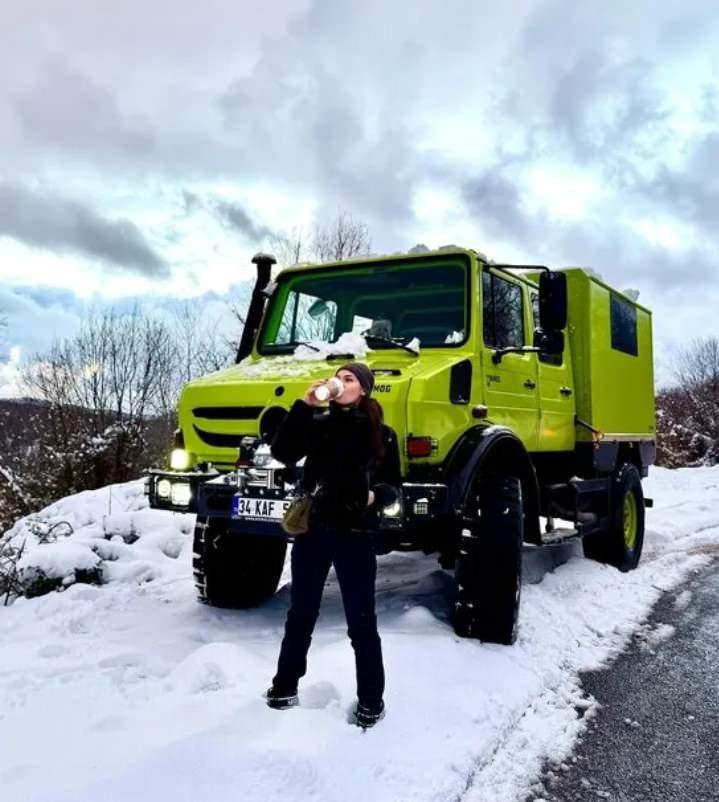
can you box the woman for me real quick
[265,362,400,729]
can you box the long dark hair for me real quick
[359,395,385,465]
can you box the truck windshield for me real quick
[258,258,469,354]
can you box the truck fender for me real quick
[444,425,541,545]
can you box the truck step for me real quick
[541,527,582,544]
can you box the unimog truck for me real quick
[147,247,655,645]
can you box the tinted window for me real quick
[610,294,638,356]
[483,272,524,348]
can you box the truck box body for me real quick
[555,268,654,442]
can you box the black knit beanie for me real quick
[336,362,375,396]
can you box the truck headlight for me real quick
[157,479,172,499]
[170,448,192,471]
[170,482,192,507]
[382,499,402,518]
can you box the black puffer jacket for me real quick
[270,399,401,528]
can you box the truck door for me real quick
[530,290,575,451]
[478,270,539,451]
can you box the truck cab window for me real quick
[530,291,540,329]
[482,271,524,348]
[260,259,468,353]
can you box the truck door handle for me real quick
[524,379,536,390]
[560,386,572,396]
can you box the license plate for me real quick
[232,494,291,521]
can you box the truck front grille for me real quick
[193,425,246,448]
[192,406,263,420]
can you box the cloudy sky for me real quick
[1,0,718,393]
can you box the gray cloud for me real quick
[181,190,275,243]
[212,200,275,242]
[462,169,531,241]
[0,182,168,275]
[545,52,669,164]
[219,56,421,232]
[623,133,719,234]
[460,156,718,295]
[13,59,155,162]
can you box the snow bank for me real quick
[0,466,717,802]
[2,480,195,595]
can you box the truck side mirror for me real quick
[533,329,564,355]
[539,271,567,331]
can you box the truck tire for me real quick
[193,516,287,608]
[453,473,523,645]
[583,462,645,572]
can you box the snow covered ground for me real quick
[1,467,718,802]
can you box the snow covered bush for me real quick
[1,480,195,603]
[656,336,719,468]
[656,384,719,467]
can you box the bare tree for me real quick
[312,210,371,263]
[7,307,180,512]
[172,301,236,386]
[656,335,719,467]
[674,336,719,398]
[270,225,307,268]
[270,210,371,268]
[24,307,176,422]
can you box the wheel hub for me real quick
[623,492,638,550]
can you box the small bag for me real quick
[281,494,313,536]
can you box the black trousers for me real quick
[272,522,385,707]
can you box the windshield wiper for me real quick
[361,333,420,356]
[285,340,321,352]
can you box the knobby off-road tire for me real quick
[583,462,645,572]
[193,516,287,608]
[453,474,523,645]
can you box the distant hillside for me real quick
[0,398,53,468]
[0,398,173,471]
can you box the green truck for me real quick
[147,247,655,645]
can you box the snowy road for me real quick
[1,467,718,802]
[526,557,719,802]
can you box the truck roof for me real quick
[276,245,478,274]
[276,247,651,315]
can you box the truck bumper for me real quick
[147,466,451,542]
[198,480,451,539]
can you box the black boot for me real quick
[352,699,385,728]
[264,685,298,710]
